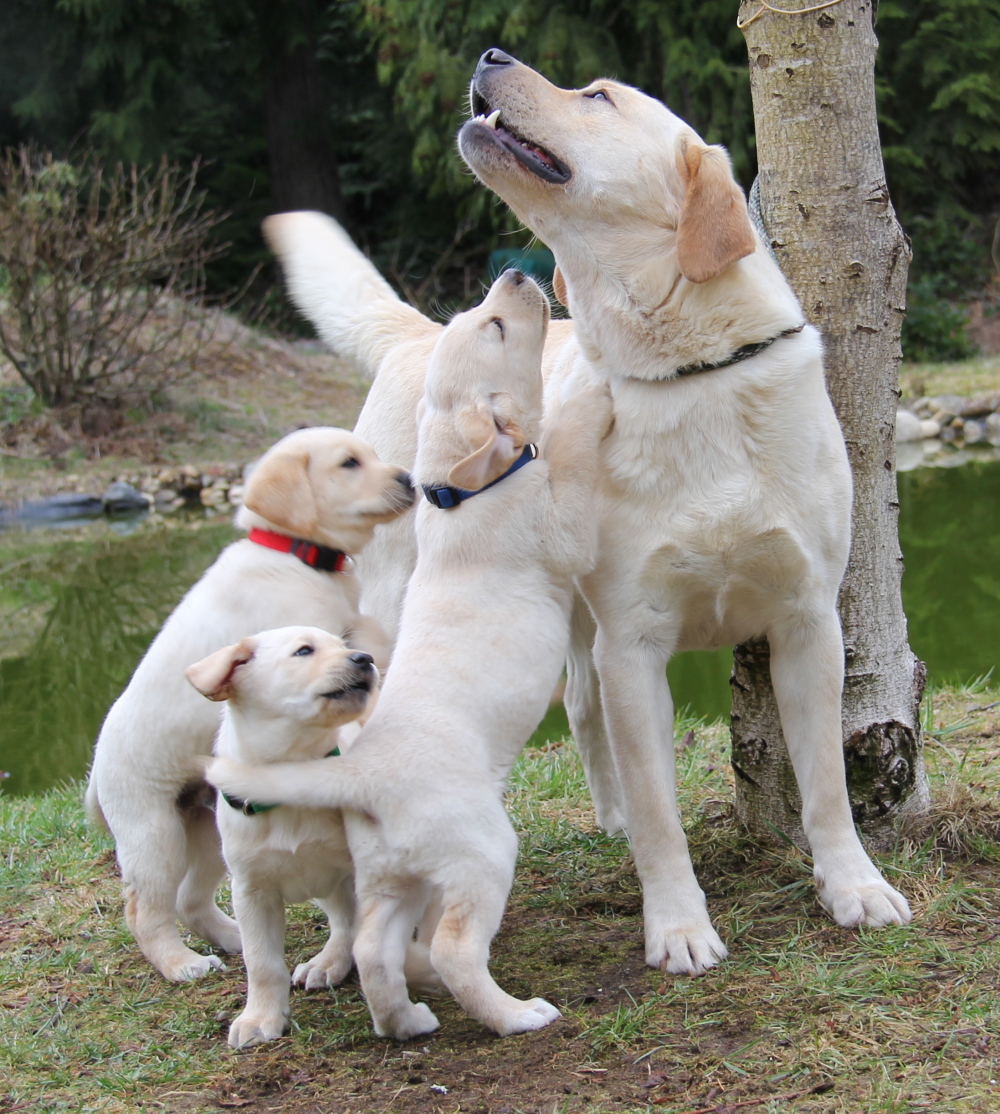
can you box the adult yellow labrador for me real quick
[263,51,910,976]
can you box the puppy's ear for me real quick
[243,448,318,536]
[185,639,255,702]
[676,139,756,284]
[447,395,523,492]
[552,266,569,309]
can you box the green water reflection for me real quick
[1,462,998,795]
[0,519,239,795]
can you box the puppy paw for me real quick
[162,951,225,982]
[817,872,912,928]
[375,1001,440,1042]
[292,950,352,990]
[228,1010,290,1049]
[499,998,562,1036]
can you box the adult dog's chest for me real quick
[585,375,816,651]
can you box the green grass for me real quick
[3,689,999,1113]
[899,352,1000,404]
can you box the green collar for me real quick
[221,746,340,816]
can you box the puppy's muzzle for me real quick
[322,652,377,700]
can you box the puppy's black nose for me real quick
[480,48,514,69]
[397,471,413,489]
[506,269,526,285]
[349,652,374,668]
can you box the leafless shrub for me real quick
[0,148,230,409]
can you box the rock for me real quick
[102,481,149,515]
[962,419,990,445]
[7,493,104,524]
[895,410,924,443]
[987,412,1000,446]
[927,394,967,419]
[939,423,963,444]
[958,397,996,419]
[918,419,941,438]
[200,485,229,506]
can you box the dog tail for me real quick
[263,211,439,378]
[206,754,370,816]
[83,773,109,832]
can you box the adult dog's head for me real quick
[415,267,548,493]
[238,427,415,554]
[458,50,800,379]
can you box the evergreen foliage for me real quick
[0,1,997,350]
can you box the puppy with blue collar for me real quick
[206,269,613,1040]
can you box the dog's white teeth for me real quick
[484,109,501,130]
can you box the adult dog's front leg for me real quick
[592,625,728,974]
[769,609,911,928]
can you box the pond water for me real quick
[2,459,999,796]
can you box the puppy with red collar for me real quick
[85,428,413,982]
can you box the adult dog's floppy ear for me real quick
[552,266,569,310]
[676,140,755,284]
[185,639,256,702]
[243,448,318,537]
[447,395,524,492]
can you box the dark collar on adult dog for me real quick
[669,324,805,380]
[422,443,538,510]
[248,526,348,572]
[221,746,341,816]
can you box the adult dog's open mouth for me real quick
[468,90,571,185]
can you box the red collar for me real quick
[248,527,349,573]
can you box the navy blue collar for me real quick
[422,443,538,510]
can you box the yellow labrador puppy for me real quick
[207,271,613,1039]
[186,626,377,1049]
[85,428,414,981]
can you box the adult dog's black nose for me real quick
[477,48,515,75]
[349,652,374,668]
[472,48,514,81]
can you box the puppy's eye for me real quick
[585,90,612,104]
[491,317,505,338]
[340,457,361,469]
[293,645,314,657]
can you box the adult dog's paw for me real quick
[228,1010,290,1049]
[293,949,352,990]
[647,919,729,975]
[500,998,562,1036]
[817,872,912,928]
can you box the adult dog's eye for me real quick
[293,645,314,657]
[586,90,612,104]
[340,457,360,469]
[491,317,505,338]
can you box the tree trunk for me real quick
[733,0,930,849]
[259,0,346,224]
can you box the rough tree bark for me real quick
[733,0,930,848]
